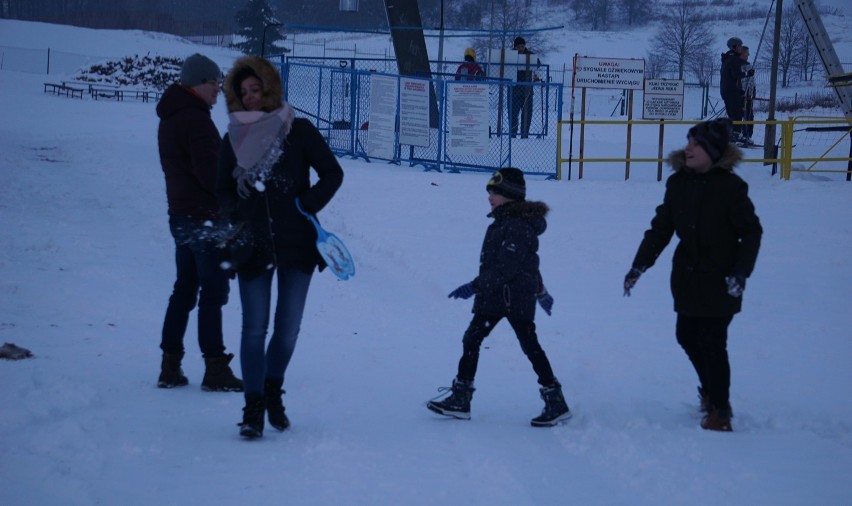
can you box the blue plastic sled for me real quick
[295,199,355,280]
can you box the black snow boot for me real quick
[201,353,244,392]
[239,393,265,439]
[264,378,290,431]
[531,381,572,427]
[157,352,188,388]
[427,378,475,420]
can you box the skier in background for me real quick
[720,37,753,143]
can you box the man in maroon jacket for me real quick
[155,53,242,392]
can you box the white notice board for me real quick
[367,75,397,159]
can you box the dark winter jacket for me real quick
[156,83,222,220]
[471,200,549,320]
[217,120,343,278]
[720,50,748,100]
[216,57,343,278]
[631,145,762,316]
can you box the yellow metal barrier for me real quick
[555,117,851,181]
[782,117,852,180]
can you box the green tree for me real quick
[233,0,286,56]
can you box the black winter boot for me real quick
[264,378,290,431]
[531,381,572,427]
[427,378,475,420]
[201,353,244,392]
[239,393,265,439]
[157,352,188,388]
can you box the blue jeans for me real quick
[238,266,312,395]
[161,216,230,357]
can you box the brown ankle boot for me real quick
[701,406,733,432]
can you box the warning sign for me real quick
[643,78,684,120]
[574,57,645,90]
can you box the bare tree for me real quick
[649,1,714,81]
[759,5,806,88]
[619,0,655,27]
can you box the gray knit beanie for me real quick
[180,54,222,88]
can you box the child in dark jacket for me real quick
[623,118,762,432]
[427,168,571,427]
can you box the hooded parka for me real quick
[631,145,762,316]
[157,84,221,220]
[216,56,343,278]
[472,200,549,320]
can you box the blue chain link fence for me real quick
[273,55,563,177]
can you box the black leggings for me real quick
[676,314,734,410]
[456,314,556,386]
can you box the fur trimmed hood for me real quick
[490,200,549,235]
[223,56,283,113]
[490,200,549,219]
[667,144,742,173]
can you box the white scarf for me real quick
[227,103,296,198]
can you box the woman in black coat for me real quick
[216,56,343,438]
[624,118,762,432]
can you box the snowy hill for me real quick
[1,14,852,506]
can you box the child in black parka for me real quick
[427,168,571,427]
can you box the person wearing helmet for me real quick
[720,36,752,142]
[455,47,485,81]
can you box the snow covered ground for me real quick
[1,12,852,505]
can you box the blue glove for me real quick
[725,273,746,297]
[448,282,475,300]
[537,289,554,316]
[623,267,645,296]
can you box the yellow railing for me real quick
[781,117,852,180]
[555,118,852,181]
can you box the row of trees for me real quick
[647,1,821,88]
[0,0,826,85]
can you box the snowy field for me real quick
[1,11,852,505]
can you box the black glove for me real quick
[725,273,747,297]
[623,267,645,297]
[746,69,755,77]
[536,288,554,316]
[448,282,476,300]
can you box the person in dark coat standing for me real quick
[623,118,762,432]
[720,37,753,143]
[427,168,571,427]
[509,37,537,138]
[217,56,343,439]
[156,53,243,392]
